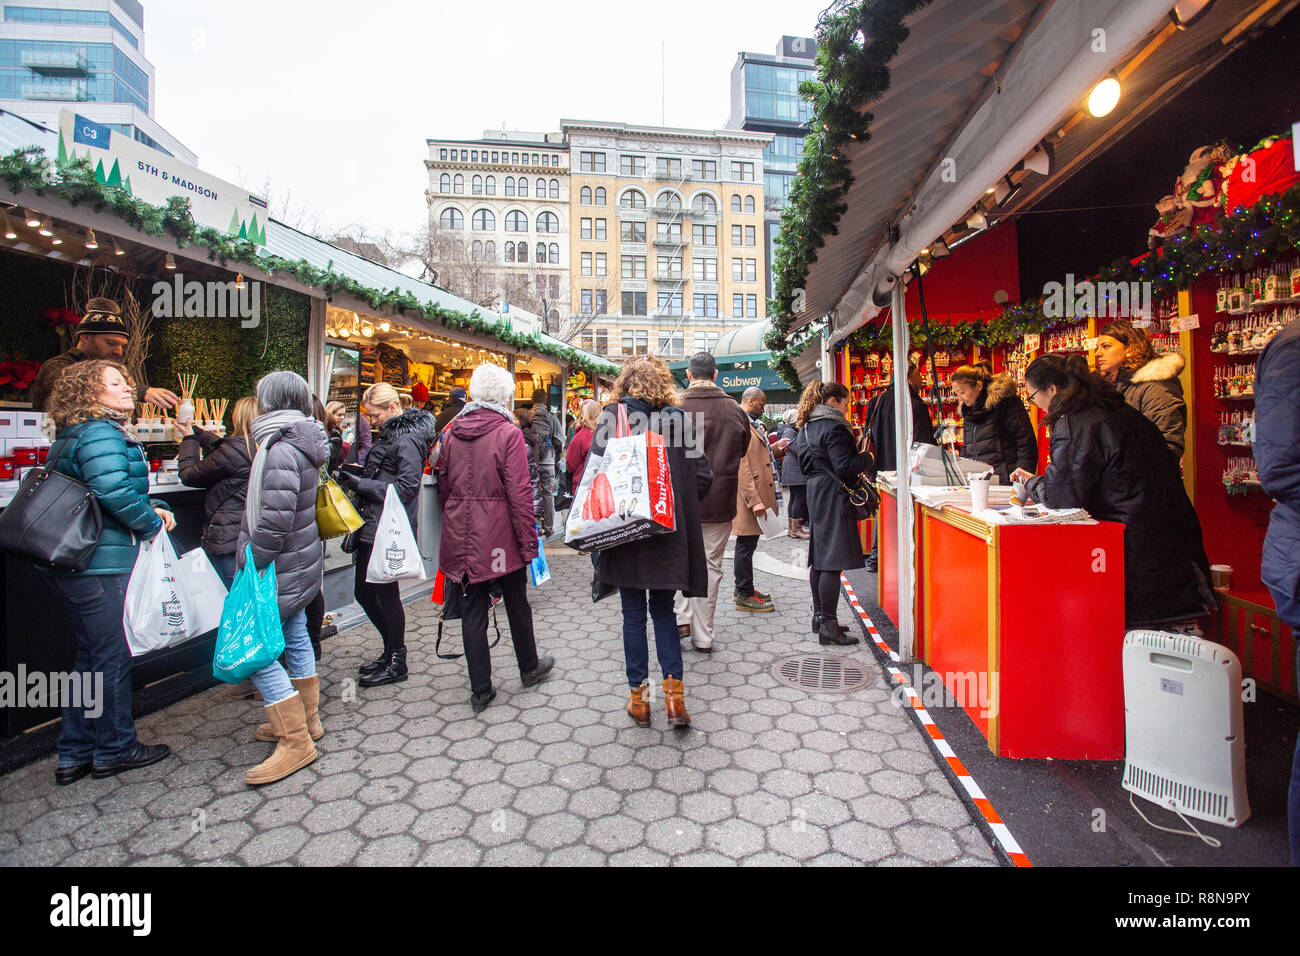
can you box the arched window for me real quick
[471,239,484,260]
[731,194,741,213]
[548,242,559,264]
[657,191,682,210]
[692,193,716,216]
[505,210,528,232]
[453,174,464,193]
[537,211,559,234]
[505,242,516,262]
[549,178,559,199]
[472,174,483,194]
[439,173,450,192]
[535,244,545,263]
[472,209,495,231]
[517,241,528,261]
[505,176,515,196]
[439,207,463,230]
[485,240,496,261]
[485,175,496,196]
[620,189,646,209]
[580,186,592,204]
[745,195,755,214]
[536,178,545,197]
[595,187,606,204]
[518,178,529,197]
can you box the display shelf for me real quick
[1218,393,1255,401]
[1218,441,1253,447]
[1222,293,1300,313]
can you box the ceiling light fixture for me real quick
[235,273,243,289]
[2,213,15,240]
[50,235,63,245]
[38,219,53,237]
[1087,75,1121,118]
[966,210,988,231]
[930,236,952,259]
[24,209,41,228]
[1169,0,1215,29]
[113,238,125,256]
[84,229,99,250]
[164,252,176,270]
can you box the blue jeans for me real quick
[45,572,137,767]
[249,608,314,705]
[619,587,683,688]
[210,552,237,590]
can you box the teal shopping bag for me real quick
[213,544,285,683]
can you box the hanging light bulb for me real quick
[38,219,53,237]
[235,272,244,289]
[361,322,374,337]
[50,234,63,245]
[379,321,390,332]
[1087,76,1121,117]
[164,252,176,270]
[2,213,16,240]
[113,238,125,256]
[84,229,99,250]
[24,209,41,228]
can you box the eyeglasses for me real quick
[1026,387,1044,404]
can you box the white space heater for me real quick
[1121,630,1250,828]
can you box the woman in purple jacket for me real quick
[436,363,556,713]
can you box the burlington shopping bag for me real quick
[213,544,284,683]
[366,484,427,583]
[123,529,192,656]
[528,535,551,587]
[177,547,229,639]
[564,403,675,552]
[0,460,102,572]
[316,467,364,540]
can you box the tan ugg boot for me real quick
[663,677,690,728]
[255,676,323,742]
[245,692,317,786]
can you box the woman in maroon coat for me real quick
[436,363,556,713]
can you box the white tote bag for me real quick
[123,529,192,656]
[177,547,229,640]
[366,484,427,583]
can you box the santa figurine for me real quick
[1174,143,1233,228]
[1148,194,1191,249]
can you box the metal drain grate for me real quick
[770,654,872,694]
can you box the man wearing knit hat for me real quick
[29,298,178,412]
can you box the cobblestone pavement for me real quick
[0,537,997,867]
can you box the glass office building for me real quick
[727,36,816,298]
[0,1,195,162]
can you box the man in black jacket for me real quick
[434,387,467,433]
[529,388,564,537]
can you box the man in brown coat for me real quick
[673,352,752,652]
[733,387,778,612]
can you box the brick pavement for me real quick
[0,537,997,866]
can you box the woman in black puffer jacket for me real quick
[950,362,1038,483]
[335,382,437,687]
[177,396,256,587]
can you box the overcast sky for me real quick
[145,0,829,241]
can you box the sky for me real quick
[144,0,830,242]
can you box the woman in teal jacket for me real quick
[43,360,175,785]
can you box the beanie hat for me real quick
[77,297,128,337]
[531,387,548,405]
[449,387,467,402]
[411,381,429,403]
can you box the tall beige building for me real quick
[561,120,772,362]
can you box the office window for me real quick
[461,150,469,161]
[621,292,647,316]
[580,186,592,204]
[621,189,646,209]
[581,328,609,353]
[691,160,717,181]
[485,240,495,261]
[732,258,743,281]
[693,293,719,317]
[731,194,742,213]
[594,219,606,240]
[471,150,479,162]
[594,290,607,315]
[693,224,717,246]
[439,208,463,230]
[746,259,757,282]
[580,151,607,173]
[505,210,528,232]
[746,225,756,246]
[692,193,717,216]
[693,257,717,281]
[505,242,516,262]
[581,218,592,240]
[656,157,682,180]
[581,290,593,314]
[471,240,484,260]
[536,178,545,196]
[622,255,646,279]
[439,173,450,192]
[622,221,646,242]
[595,253,607,277]
[472,209,495,231]
[697,331,721,352]
[549,275,560,298]
[542,155,549,167]
[440,149,448,160]
[536,243,546,263]
[732,161,756,182]
[745,195,756,214]
[512,152,519,163]
[453,174,464,193]
[621,155,646,176]
[595,187,606,205]
[581,253,593,277]
[657,191,682,211]
[657,292,683,316]
[485,175,496,195]
[537,211,559,234]
[622,330,648,355]
[491,151,499,162]
[746,294,758,318]
[657,331,684,356]
[549,179,560,198]
[657,222,682,243]
[548,243,559,264]
[532,153,539,165]
[505,177,515,196]
[517,241,528,261]
[518,178,529,197]
[657,256,682,278]
[732,225,743,246]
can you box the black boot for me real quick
[358,651,390,676]
[812,612,851,637]
[818,619,859,646]
[360,646,408,686]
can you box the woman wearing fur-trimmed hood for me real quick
[1096,320,1187,463]
[950,362,1038,484]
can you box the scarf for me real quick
[808,403,850,427]
[460,400,514,422]
[244,409,309,533]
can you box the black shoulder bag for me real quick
[0,439,103,571]
[810,425,879,522]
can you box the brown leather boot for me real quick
[255,676,323,742]
[245,692,318,786]
[663,677,690,728]
[626,684,651,727]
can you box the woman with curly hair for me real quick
[1094,319,1187,463]
[588,355,713,728]
[42,360,176,785]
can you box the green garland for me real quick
[1,146,619,378]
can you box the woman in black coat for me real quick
[1013,354,1214,629]
[588,356,712,729]
[794,381,870,647]
[778,409,809,538]
[950,362,1038,483]
[177,396,256,587]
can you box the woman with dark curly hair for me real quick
[589,355,712,728]
[42,360,175,785]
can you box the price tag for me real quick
[1085,337,1098,349]
[1131,317,1153,328]
[1023,333,1040,351]
[1169,314,1200,332]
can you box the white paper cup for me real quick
[970,475,991,512]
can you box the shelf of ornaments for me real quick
[1220,294,1300,314]
[1210,348,1266,358]
[1046,347,1090,355]
[1216,393,1255,401]
[1218,440,1254,448]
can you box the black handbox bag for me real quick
[0,465,102,571]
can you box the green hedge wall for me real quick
[0,249,74,364]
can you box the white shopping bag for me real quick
[177,547,229,639]
[366,484,427,583]
[123,529,191,656]
[756,508,787,541]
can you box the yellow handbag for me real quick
[316,468,364,540]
